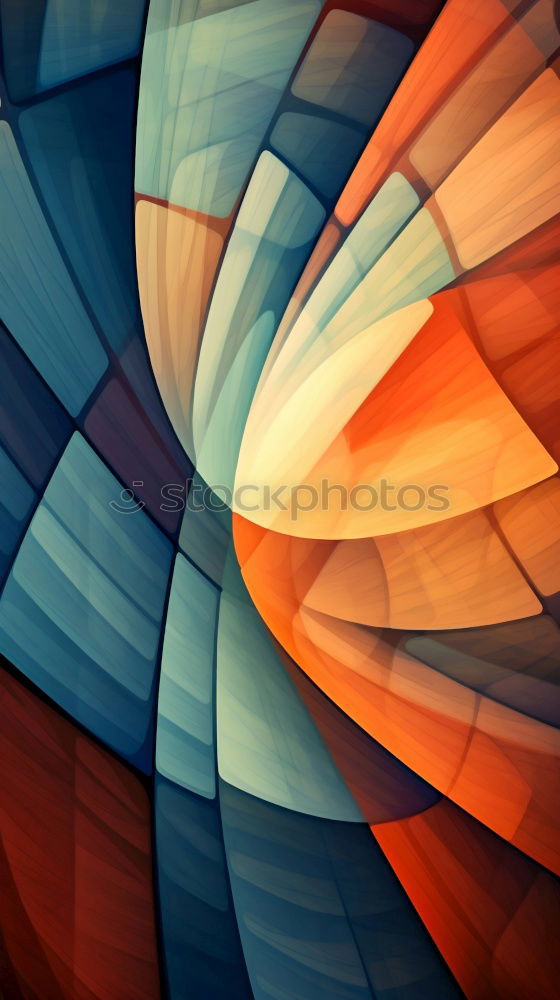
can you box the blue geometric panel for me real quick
[0,446,36,584]
[156,553,219,797]
[179,476,231,585]
[221,782,461,1000]
[0,325,72,488]
[155,777,251,999]
[320,820,464,999]
[217,558,363,821]
[270,112,366,201]
[18,68,143,355]
[0,433,173,769]
[37,0,146,92]
[0,0,48,102]
[136,0,321,214]
[0,122,108,416]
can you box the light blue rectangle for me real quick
[156,553,219,797]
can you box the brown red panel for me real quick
[0,668,160,1000]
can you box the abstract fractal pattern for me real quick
[0,1,559,998]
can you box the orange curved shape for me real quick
[234,511,560,874]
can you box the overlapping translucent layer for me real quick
[0,0,559,997]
